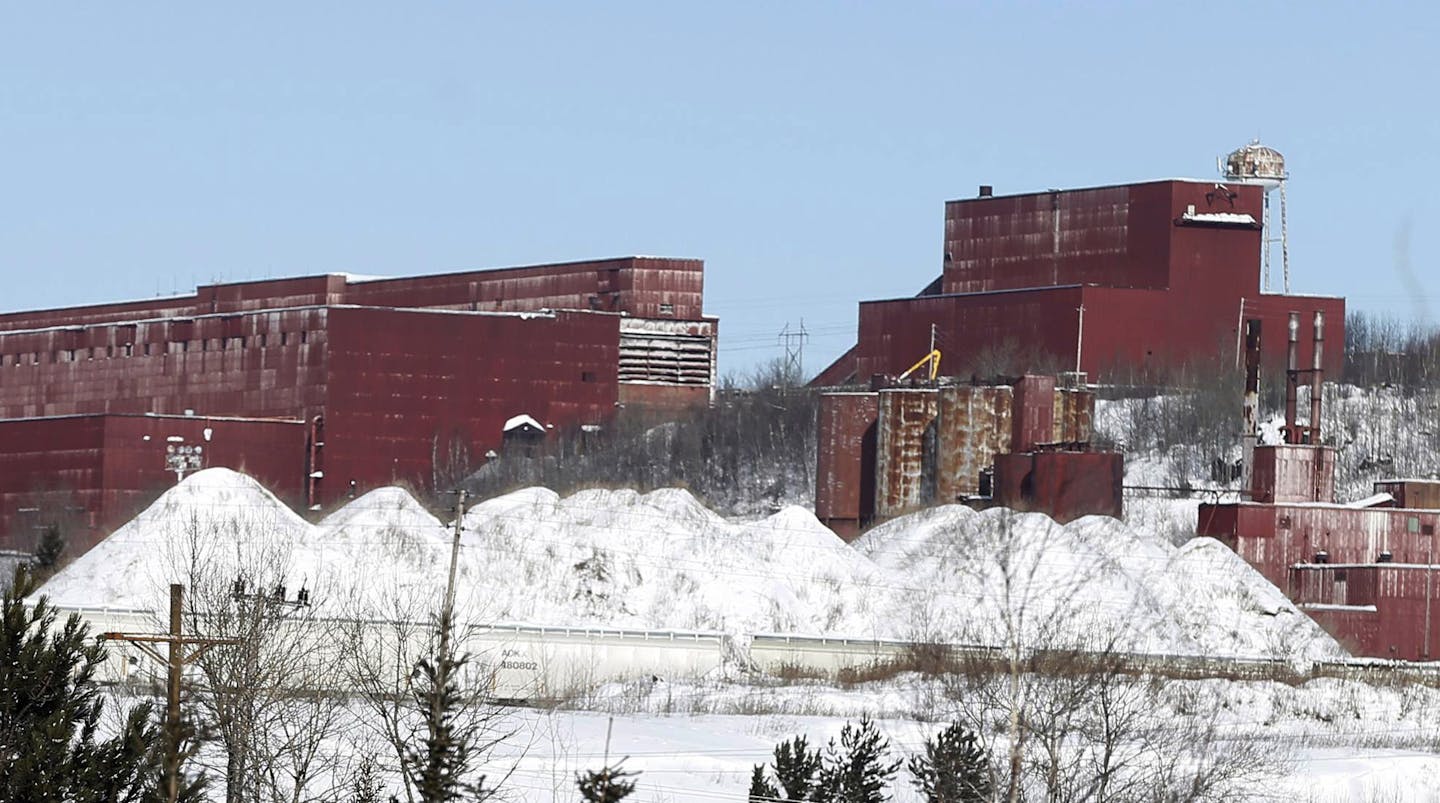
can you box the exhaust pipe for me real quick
[1310,311,1325,444]
[1285,313,1299,444]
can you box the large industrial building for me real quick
[0,257,716,553]
[815,161,1345,385]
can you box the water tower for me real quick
[1220,140,1290,293]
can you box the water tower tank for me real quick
[1222,140,1287,188]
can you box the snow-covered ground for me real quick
[37,461,1440,800]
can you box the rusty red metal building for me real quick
[0,257,716,553]
[813,180,1345,386]
[0,414,305,554]
[1201,475,1440,661]
[816,374,1119,540]
[1199,314,1440,660]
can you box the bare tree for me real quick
[161,510,350,803]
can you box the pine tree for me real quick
[575,764,639,802]
[402,631,494,802]
[34,523,66,573]
[772,734,822,802]
[0,570,176,801]
[748,764,780,802]
[814,716,900,803]
[907,722,992,803]
[348,754,387,803]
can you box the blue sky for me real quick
[2,3,1435,377]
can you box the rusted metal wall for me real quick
[815,393,880,541]
[873,389,938,518]
[0,304,634,513]
[944,184,1161,294]
[343,256,707,320]
[320,307,620,504]
[1053,389,1094,443]
[0,257,709,332]
[1012,375,1056,453]
[992,451,1124,523]
[0,256,719,529]
[0,414,305,554]
[831,178,1344,386]
[1250,445,1336,504]
[816,380,1099,525]
[934,385,1012,502]
[0,307,331,420]
[1375,480,1440,511]
[1200,500,1440,660]
[854,287,1085,382]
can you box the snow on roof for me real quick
[1347,493,1395,509]
[503,414,545,432]
[1179,211,1258,226]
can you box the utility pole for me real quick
[101,584,239,803]
[438,490,468,655]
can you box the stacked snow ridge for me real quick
[38,469,1341,661]
[854,505,1342,661]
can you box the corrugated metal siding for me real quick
[1250,445,1336,504]
[1206,500,1440,660]
[343,257,706,320]
[1375,480,1440,511]
[854,287,1084,382]
[944,185,1145,294]
[0,415,304,553]
[992,451,1123,523]
[321,307,621,503]
[815,393,880,541]
[1012,375,1056,453]
[934,385,1012,502]
[873,389,938,518]
[1053,389,1094,444]
[0,308,330,420]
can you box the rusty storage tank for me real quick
[873,388,939,518]
[1221,140,1287,188]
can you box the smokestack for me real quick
[1310,310,1325,444]
[978,185,994,198]
[1243,319,1262,438]
[1285,312,1300,444]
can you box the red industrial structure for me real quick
[816,374,1120,540]
[0,414,305,555]
[0,257,716,553]
[814,178,1345,385]
[1200,313,1440,660]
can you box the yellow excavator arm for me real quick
[898,348,941,381]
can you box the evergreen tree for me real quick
[575,764,639,802]
[748,764,780,802]
[34,523,66,574]
[814,716,900,803]
[348,754,387,803]
[772,734,822,802]
[402,620,494,802]
[906,722,992,803]
[0,570,174,801]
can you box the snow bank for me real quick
[38,469,1342,660]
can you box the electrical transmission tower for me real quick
[778,320,808,385]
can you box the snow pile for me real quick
[38,468,1341,660]
[853,505,1341,659]
[40,468,312,610]
[452,487,895,636]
